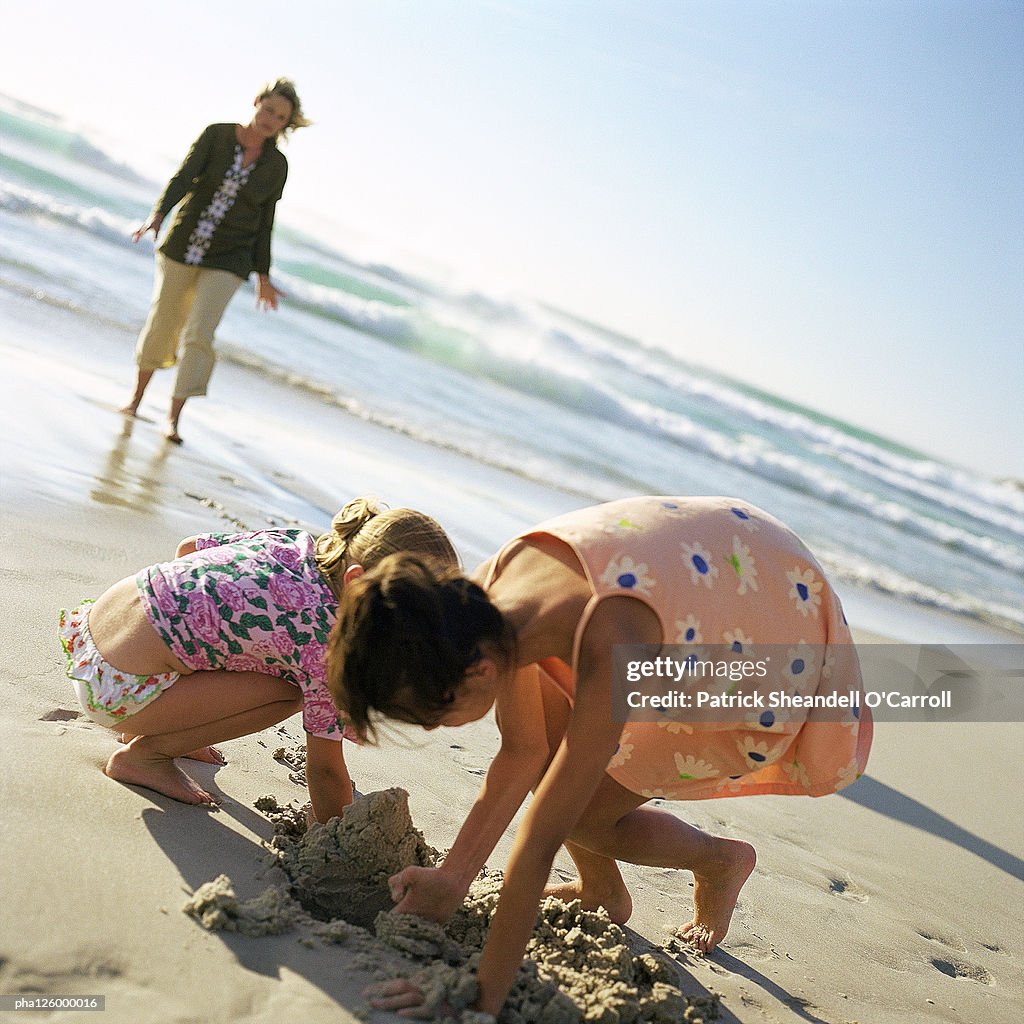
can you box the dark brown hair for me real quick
[328,553,510,741]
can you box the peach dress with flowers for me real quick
[486,497,872,800]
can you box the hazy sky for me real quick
[3,0,1022,477]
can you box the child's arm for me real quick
[176,532,259,559]
[304,734,355,824]
[472,597,659,1014]
[388,666,549,922]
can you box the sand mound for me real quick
[182,874,309,936]
[388,874,718,1024]
[184,789,720,1023]
[270,787,437,930]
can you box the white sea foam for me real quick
[3,102,1022,639]
[274,272,417,342]
[618,393,1024,574]
[816,545,1024,633]
[0,180,136,247]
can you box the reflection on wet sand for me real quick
[89,416,172,512]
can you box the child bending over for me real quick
[59,497,457,820]
[329,496,872,1017]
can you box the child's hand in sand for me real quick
[365,978,431,1018]
[364,977,464,1020]
[389,866,465,922]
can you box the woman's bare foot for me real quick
[119,403,140,416]
[543,876,633,925]
[678,838,756,953]
[105,742,217,805]
[164,427,183,445]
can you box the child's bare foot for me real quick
[117,735,222,764]
[105,743,217,805]
[543,877,633,925]
[119,403,139,416]
[182,745,226,765]
[164,427,183,445]
[678,838,756,953]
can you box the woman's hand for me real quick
[256,274,287,311]
[388,865,465,922]
[131,214,163,243]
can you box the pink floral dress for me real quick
[137,530,349,740]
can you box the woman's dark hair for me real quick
[328,553,510,742]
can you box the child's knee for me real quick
[568,812,612,852]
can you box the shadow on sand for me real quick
[839,775,1024,882]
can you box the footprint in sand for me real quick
[917,929,967,953]
[917,932,999,985]
[929,957,994,985]
[39,708,85,722]
[827,875,868,902]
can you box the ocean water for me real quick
[2,95,1022,637]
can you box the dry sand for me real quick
[2,299,1023,1023]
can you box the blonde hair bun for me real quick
[314,497,458,593]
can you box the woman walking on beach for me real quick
[328,495,873,1018]
[121,78,308,443]
[59,498,458,823]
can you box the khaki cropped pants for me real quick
[135,254,243,399]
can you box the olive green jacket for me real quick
[155,123,288,279]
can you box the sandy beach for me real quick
[2,286,1022,1024]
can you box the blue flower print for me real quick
[746,701,791,732]
[730,506,758,532]
[784,642,817,691]
[680,541,719,589]
[723,628,753,655]
[674,615,703,644]
[738,736,783,769]
[598,556,656,596]
[786,567,823,618]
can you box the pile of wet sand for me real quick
[183,789,720,1023]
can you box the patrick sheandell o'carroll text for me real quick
[620,653,952,711]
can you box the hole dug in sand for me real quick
[183,788,721,1023]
